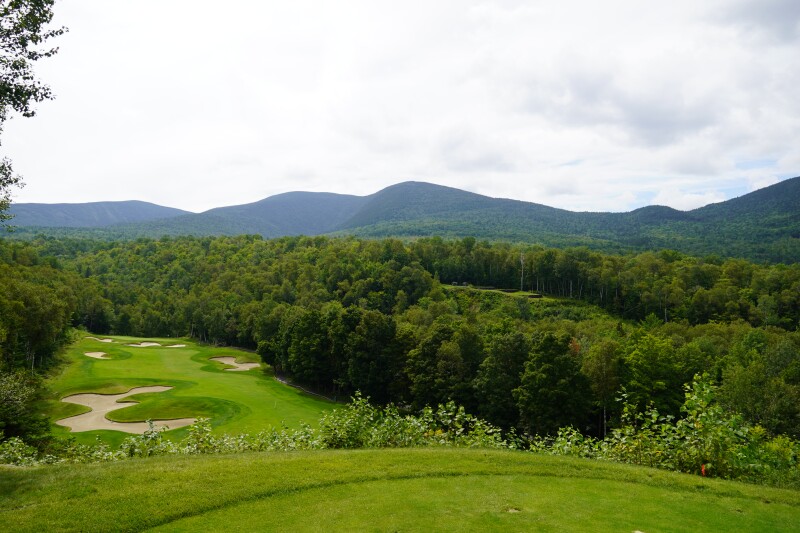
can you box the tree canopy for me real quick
[2,233,799,449]
[0,0,65,223]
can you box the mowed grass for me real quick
[2,448,799,532]
[43,335,333,446]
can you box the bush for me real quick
[317,393,510,449]
[0,396,511,466]
[531,376,800,487]
[0,434,40,466]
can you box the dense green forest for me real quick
[1,234,799,450]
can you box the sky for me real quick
[3,0,799,213]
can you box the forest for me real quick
[1,234,799,450]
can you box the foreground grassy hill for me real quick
[44,336,333,447]
[2,448,799,532]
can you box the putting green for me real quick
[45,335,334,446]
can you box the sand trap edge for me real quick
[209,356,261,372]
[56,385,197,434]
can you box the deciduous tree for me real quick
[0,0,65,223]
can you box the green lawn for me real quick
[43,335,333,446]
[2,448,798,532]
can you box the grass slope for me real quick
[44,336,333,446]
[2,448,799,532]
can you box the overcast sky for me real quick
[4,0,799,213]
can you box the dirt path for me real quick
[56,386,196,434]
[210,356,260,371]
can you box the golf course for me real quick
[44,335,333,446]
[10,335,795,531]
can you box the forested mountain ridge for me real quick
[201,191,368,236]
[99,192,369,238]
[8,177,800,262]
[8,200,190,228]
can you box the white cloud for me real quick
[2,0,798,213]
[720,0,800,44]
[651,188,727,211]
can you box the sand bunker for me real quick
[210,356,260,371]
[84,352,110,359]
[126,342,162,347]
[56,386,196,434]
[86,337,114,343]
[166,344,186,348]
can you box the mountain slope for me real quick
[7,177,800,262]
[337,181,700,237]
[334,179,800,261]
[694,177,800,222]
[8,200,190,228]
[116,191,369,239]
[336,181,611,242]
[202,191,368,236]
[331,182,690,249]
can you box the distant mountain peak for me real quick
[7,176,800,263]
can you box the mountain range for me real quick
[7,178,800,262]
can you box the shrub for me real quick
[0,434,39,466]
[531,376,800,487]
